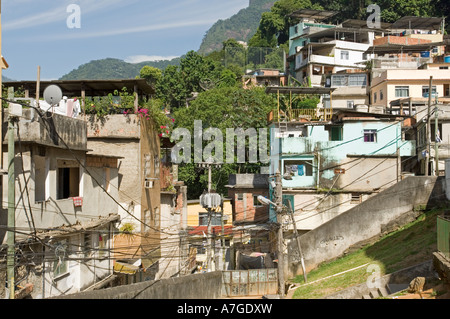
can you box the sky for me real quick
[1,0,249,81]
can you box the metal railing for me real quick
[270,108,333,122]
[437,215,450,259]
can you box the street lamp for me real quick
[257,195,276,207]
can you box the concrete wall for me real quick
[52,271,224,299]
[286,176,446,277]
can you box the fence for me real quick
[222,268,278,297]
[269,108,333,123]
[224,47,285,73]
[437,215,450,259]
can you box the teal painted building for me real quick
[268,110,416,222]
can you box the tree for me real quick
[172,86,277,199]
[139,66,162,87]
[248,0,322,47]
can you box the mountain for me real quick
[59,57,181,80]
[2,75,16,82]
[197,0,276,55]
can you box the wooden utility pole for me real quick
[274,170,285,296]
[287,199,307,283]
[6,113,16,299]
[435,102,439,176]
[426,76,433,176]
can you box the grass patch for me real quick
[291,208,442,299]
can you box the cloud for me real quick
[3,0,129,30]
[28,18,218,42]
[125,55,180,64]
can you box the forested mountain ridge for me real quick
[197,0,276,55]
[59,57,181,80]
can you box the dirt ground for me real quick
[392,282,450,299]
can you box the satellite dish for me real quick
[43,85,63,106]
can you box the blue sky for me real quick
[2,0,249,81]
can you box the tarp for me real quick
[114,261,139,274]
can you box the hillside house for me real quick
[242,69,286,88]
[371,68,450,114]
[1,108,120,299]
[366,16,444,74]
[267,93,416,232]
[415,102,450,176]
[322,72,371,111]
[288,10,386,86]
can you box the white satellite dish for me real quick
[43,85,63,106]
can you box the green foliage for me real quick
[249,0,320,47]
[139,65,162,87]
[173,86,276,199]
[83,87,135,117]
[139,98,174,137]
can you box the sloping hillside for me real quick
[198,0,275,55]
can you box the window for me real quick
[84,233,92,258]
[53,240,69,277]
[340,50,349,60]
[97,231,109,259]
[57,160,80,200]
[330,126,343,141]
[284,159,313,177]
[253,195,263,207]
[199,213,222,226]
[350,193,362,204]
[422,85,437,98]
[431,123,443,143]
[331,75,348,87]
[144,154,152,179]
[373,92,377,103]
[380,89,384,101]
[348,74,367,86]
[395,86,409,97]
[237,193,243,201]
[347,100,354,109]
[364,129,377,143]
[34,154,49,202]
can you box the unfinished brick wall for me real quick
[229,188,269,224]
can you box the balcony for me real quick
[296,54,335,69]
[372,56,433,69]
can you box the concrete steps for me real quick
[361,284,408,299]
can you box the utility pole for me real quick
[274,170,285,296]
[287,199,307,283]
[6,110,17,299]
[435,100,439,176]
[426,76,433,176]
[198,161,221,272]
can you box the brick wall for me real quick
[230,188,269,224]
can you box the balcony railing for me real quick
[269,108,333,123]
[437,215,450,259]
